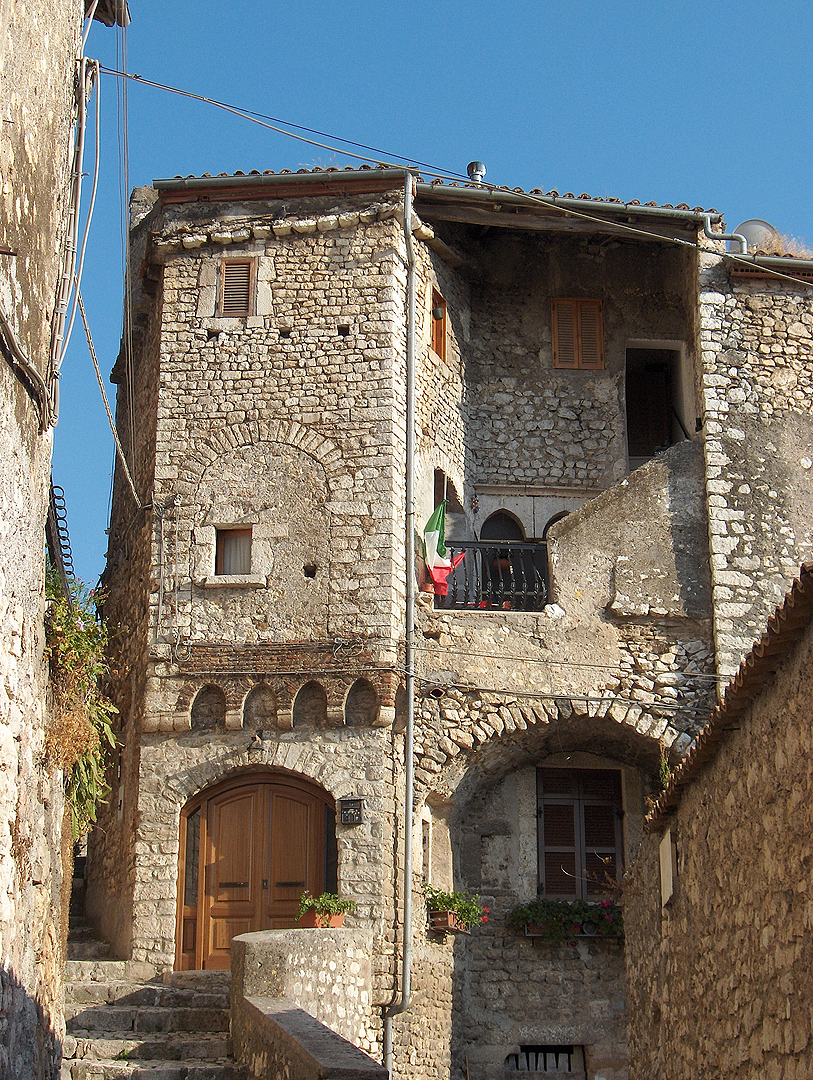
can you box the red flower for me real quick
[481,914,488,923]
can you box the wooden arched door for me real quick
[176,772,336,970]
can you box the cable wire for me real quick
[98,65,813,291]
[77,289,143,509]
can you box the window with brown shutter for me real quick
[219,260,254,317]
[430,287,447,362]
[551,299,604,370]
[537,768,622,900]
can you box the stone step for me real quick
[161,970,231,992]
[63,1060,247,1080]
[66,960,157,983]
[65,1031,232,1062]
[66,1003,230,1035]
[68,939,113,960]
[66,980,229,1009]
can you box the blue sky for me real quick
[55,0,813,583]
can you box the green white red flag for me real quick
[423,501,465,596]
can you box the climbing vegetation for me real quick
[45,572,117,838]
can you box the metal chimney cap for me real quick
[467,161,487,183]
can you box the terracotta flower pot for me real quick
[428,909,470,934]
[298,910,346,928]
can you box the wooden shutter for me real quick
[552,299,604,370]
[430,288,447,362]
[577,301,604,369]
[537,768,622,900]
[552,300,578,368]
[220,260,253,316]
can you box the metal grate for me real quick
[434,539,548,611]
[220,260,252,316]
[504,1045,586,1077]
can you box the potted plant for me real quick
[422,884,489,934]
[506,897,623,942]
[297,891,356,928]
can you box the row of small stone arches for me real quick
[187,675,395,731]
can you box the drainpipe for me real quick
[382,170,417,1079]
[702,214,748,254]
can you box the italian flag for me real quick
[423,501,465,597]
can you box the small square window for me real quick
[551,298,604,370]
[430,287,447,362]
[219,260,254,317]
[215,528,252,575]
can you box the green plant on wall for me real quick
[45,571,117,838]
[506,897,623,942]
[422,884,489,931]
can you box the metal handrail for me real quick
[434,539,548,611]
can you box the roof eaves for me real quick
[646,561,813,830]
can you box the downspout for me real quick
[382,170,417,1078]
[702,214,748,254]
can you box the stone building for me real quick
[0,2,126,1077]
[89,167,813,1080]
[625,561,813,1080]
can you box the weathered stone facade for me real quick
[0,5,81,1077]
[89,170,813,1080]
[625,564,813,1080]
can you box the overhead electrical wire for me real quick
[97,66,813,290]
[77,289,143,510]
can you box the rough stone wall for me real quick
[464,234,695,492]
[86,196,163,959]
[699,256,813,674]
[624,613,813,1080]
[0,3,83,1077]
[232,928,378,1052]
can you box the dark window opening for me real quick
[625,348,689,469]
[337,324,351,336]
[504,1045,586,1078]
[215,528,252,575]
[537,768,623,901]
[433,469,464,514]
[279,327,292,338]
[303,564,317,578]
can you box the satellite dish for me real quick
[734,219,780,253]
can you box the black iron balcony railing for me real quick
[434,540,549,611]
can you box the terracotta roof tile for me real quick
[161,165,718,214]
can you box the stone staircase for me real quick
[62,960,248,1079]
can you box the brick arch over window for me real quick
[344,678,379,727]
[243,683,277,728]
[292,680,328,728]
[190,685,226,731]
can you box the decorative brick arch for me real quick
[177,418,344,487]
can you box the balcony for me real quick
[434,540,549,612]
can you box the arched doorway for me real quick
[176,771,337,970]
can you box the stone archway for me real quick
[176,769,336,970]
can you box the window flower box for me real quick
[423,884,488,934]
[428,909,470,935]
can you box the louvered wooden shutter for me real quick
[552,299,604,370]
[577,300,604,369]
[552,300,578,368]
[220,261,252,316]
